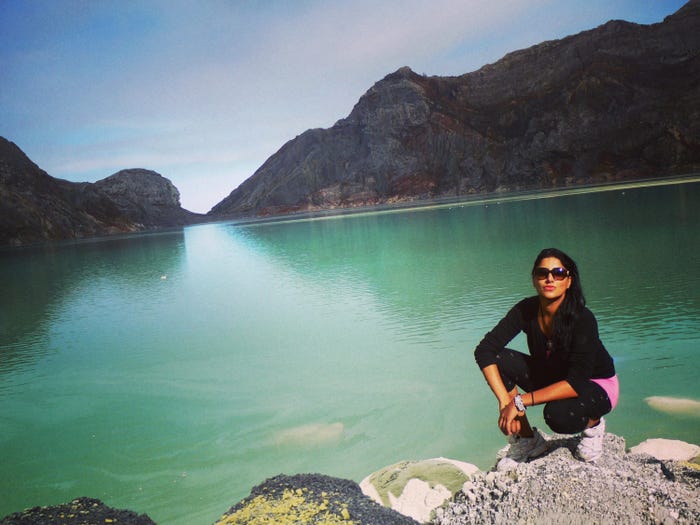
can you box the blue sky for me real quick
[0,0,688,213]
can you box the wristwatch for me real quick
[513,394,527,412]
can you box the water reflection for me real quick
[232,206,531,343]
[231,182,700,353]
[0,231,187,376]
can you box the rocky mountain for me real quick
[210,0,700,217]
[0,137,202,247]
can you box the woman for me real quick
[474,248,618,468]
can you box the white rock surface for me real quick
[388,478,451,523]
[360,457,479,523]
[630,438,700,461]
[436,433,700,525]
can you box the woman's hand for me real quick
[498,400,524,436]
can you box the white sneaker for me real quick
[576,417,606,462]
[496,428,548,471]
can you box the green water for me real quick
[1,182,699,524]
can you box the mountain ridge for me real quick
[2,1,699,241]
[209,0,700,217]
[0,137,202,247]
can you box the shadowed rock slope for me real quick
[0,137,202,246]
[210,0,700,218]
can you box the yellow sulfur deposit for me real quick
[215,487,354,525]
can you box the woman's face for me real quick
[532,256,572,301]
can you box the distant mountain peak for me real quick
[0,139,202,246]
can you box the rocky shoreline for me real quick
[435,434,700,525]
[2,433,698,525]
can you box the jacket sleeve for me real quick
[474,300,527,370]
[564,308,602,394]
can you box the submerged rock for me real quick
[645,396,700,417]
[273,422,345,446]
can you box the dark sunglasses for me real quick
[532,267,570,281]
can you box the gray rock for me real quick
[433,433,700,524]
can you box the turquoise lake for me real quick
[1,181,699,524]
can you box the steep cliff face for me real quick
[0,138,201,246]
[210,0,700,217]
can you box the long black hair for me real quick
[531,248,586,352]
